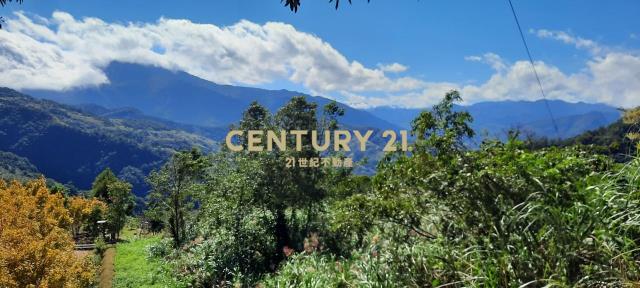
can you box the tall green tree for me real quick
[203,97,345,269]
[147,148,209,248]
[91,168,118,201]
[91,168,134,241]
[105,180,135,240]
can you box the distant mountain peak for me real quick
[26,61,398,129]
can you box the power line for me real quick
[507,0,561,139]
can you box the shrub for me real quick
[94,236,107,257]
[146,237,174,259]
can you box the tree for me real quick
[0,178,96,288]
[411,90,474,156]
[320,101,345,131]
[91,168,134,241]
[91,168,118,201]
[68,196,107,238]
[105,180,135,240]
[236,100,272,150]
[147,148,209,248]
[174,97,347,285]
[230,97,343,262]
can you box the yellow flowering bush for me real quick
[0,178,96,288]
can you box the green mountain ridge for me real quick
[0,87,217,195]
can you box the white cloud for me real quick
[377,62,408,73]
[1,13,639,109]
[460,52,640,108]
[452,31,640,109]
[0,11,424,93]
[465,53,507,72]
[532,29,603,55]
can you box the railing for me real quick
[74,243,96,250]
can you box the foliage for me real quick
[146,237,174,259]
[92,168,119,200]
[529,106,639,162]
[92,168,135,241]
[149,96,349,286]
[176,152,276,285]
[0,178,96,288]
[0,0,21,7]
[263,230,443,287]
[92,92,640,287]
[0,151,41,181]
[283,0,370,12]
[95,236,108,257]
[68,195,108,238]
[106,180,136,240]
[623,107,640,150]
[147,148,209,248]
[311,91,640,286]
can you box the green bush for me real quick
[146,237,173,259]
[94,236,107,257]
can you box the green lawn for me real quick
[112,229,183,288]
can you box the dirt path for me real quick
[100,247,116,288]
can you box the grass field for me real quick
[112,228,183,288]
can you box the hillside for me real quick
[75,104,229,141]
[562,119,637,162]
[0,88,216,195]
[0,151,42,181]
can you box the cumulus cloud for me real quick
[455,31,640,108]
[460,51,640,108]
[0,11,424,93]
[377,63,408,73]
[465,53,507,72]
[1,12,639,109]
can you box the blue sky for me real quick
[1,0,639,108]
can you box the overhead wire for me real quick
[507,0,561,139]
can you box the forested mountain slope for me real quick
[0,88,216,195]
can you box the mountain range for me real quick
[27,62,621,141]
[0,61,624,197]
[28,62,397,130]
[367,100,621,140]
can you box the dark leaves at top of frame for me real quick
[0,0,23,7]
[283,0,370,12]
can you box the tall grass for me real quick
[263,155,640,287]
